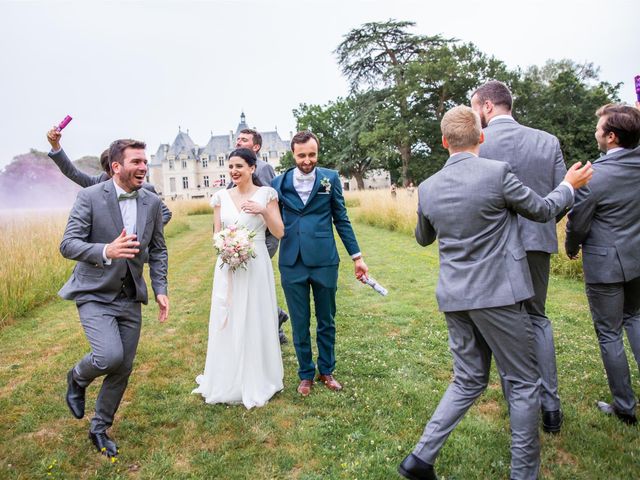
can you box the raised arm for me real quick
[46,127,104,188]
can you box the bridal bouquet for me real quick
[213,225,256,272]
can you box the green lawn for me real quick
[0,214,638,479]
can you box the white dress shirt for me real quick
[103,180,138,264]
[293,167,316,205]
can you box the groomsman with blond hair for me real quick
[399,105,592,480]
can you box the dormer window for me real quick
[182,160,187,169]
[202,157,208,168]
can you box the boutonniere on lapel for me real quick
[320,177,332,193]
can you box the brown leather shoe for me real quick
[317,374,342,391]
[297,379,313,396]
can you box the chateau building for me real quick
[147,112,391,198]
[148,113,290,199]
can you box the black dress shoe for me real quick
[89,431,119,457]
[398,453,437,480]
[542,409,563,434]
[597,401,638,425]
[66,369,85,419]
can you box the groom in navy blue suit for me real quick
[272,131,368,396]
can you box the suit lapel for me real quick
[135,189,149,238]
[104,181,125,233]
[282,169,304,212]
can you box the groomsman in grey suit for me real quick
[398,106,592,480]
[471,80,567,433]
[46,127,172,225]
[566,104,640,425]
[229,128,289,344]
[59,139,169,457]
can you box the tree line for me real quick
[279,20,620,188]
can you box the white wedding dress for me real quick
[192,186,284,409]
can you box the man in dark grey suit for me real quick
[398,106,592,480]
[471,80,567,433]
[566,103,640,425]
[60,139,169,458]
[229,128,289,344]
[46,127,172,225]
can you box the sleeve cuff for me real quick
[560,181,574,196]
[102,245,112,265]
[351,252,362,260]
[49,148,62,155]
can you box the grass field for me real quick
[0,203,638,479]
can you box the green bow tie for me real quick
[118,191,139,201]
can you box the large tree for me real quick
[335,20,450,185]
[293,95,384,189]
[511,60,620,165]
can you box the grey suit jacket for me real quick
[58,180,168,304]
[565,146,640,284]
[227,157,279,256]
[415,153,573,312]
[49,148,172,225]
[480,117,566,253]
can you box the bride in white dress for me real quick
[193,148,284,409]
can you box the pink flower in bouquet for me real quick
[213,224,257,272]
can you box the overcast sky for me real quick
[0,0,637,168]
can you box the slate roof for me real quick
[202,135,233,156]
[160,114,289,162]
[167,131,197,159]
[151,143,169,165]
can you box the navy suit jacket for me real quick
[272,167,359,267]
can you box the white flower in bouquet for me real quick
[213,224,257,272]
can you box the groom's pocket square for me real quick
[318,192,330,195]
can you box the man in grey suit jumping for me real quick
[398,106,592,480]
[566,103,640,425]
[60,139,169,458]
[471,80,567,433]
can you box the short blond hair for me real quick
[440,105,482,148]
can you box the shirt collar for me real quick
[295,167,316,179]
[606,147,624,155]
[488,114,514,124]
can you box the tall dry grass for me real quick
[345,188,583,280]
[0,199,214,327]
[0,210,72,326]
[346,188,419,236]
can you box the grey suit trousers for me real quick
[73,297,142,433]
[501,251,560,412]
[413,303,540,480]
[585,276,640,416]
